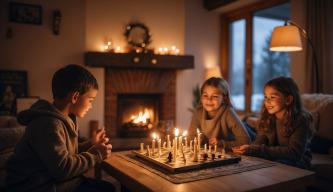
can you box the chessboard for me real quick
[132,148,241,173]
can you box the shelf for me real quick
[84,52,194,70]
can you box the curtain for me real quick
[306,0,333,93]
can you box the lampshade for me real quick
[269,25,303,52]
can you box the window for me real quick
[221,1,291,113]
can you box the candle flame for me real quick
[152,132,156,140]
[197,128,200,134]
[174,128,179,137]
[182,130,188,137]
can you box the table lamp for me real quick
[269,20,319,92]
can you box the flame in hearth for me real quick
[130,108,151,124]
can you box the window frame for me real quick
[220,0,290,114]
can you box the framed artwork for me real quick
[0,71,28,116]
[9,2,42,25]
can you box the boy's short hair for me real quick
[52,64,98,99]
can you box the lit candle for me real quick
[167,134,171,149]
[115,46,121,53]
[157,137,161,157]
[182,131,188,150]
[163,141,166,149]
[173,138,177,162]
[147,145,151,157]
[193,137,198,162]
[204,144,207,153]
[152,132,156,156]
[190,140,193,153]
[174,128,179,154]
[197,128,201,152]
[178,135,182,153]
[140,143,144,153]
[221,147,226,157]
[181,143,186,163]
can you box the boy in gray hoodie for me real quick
[6,64,114,192]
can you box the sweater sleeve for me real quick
[221,108,251,149]
[246,122,311,161]
[27,118,97,181]
[78,140,93,152]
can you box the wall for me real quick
[0,0,88,130]
[290,0,306,93]
[181,0,220,129]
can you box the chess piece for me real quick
[168,152,173,163]
[203,153,208,161]
[211,153,215,160]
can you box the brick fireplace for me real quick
[105,68,176,138]
[85,51,194,149]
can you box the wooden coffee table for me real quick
[101,151,314,192]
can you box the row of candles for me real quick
[101,40,180,55]
[140,128,221,162]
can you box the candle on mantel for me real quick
[152,132,156,156]
[197,128,201,152]
[182,130,188,151]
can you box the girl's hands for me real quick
[232,145,250,155]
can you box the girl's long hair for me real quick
[259,76,312,136]
[201,77,233,107]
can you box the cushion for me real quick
[0,126,25,151]
[311,135,333,154]
[302,94,333,140]
[0,116,17,128]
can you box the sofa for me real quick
[245,93,333,191]
[302,94,333,191]
[0,116,25,190]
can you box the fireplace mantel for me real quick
[84,51,194,69]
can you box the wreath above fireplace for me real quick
[124,22,152,50]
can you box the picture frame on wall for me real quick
[0,70,28,116]
[9,2,42,25]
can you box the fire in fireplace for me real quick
[117,94,160,138]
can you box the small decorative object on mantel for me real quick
[124,21,152,53]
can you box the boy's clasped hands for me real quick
[88,128,112,161]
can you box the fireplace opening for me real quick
[117,94,161,138]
